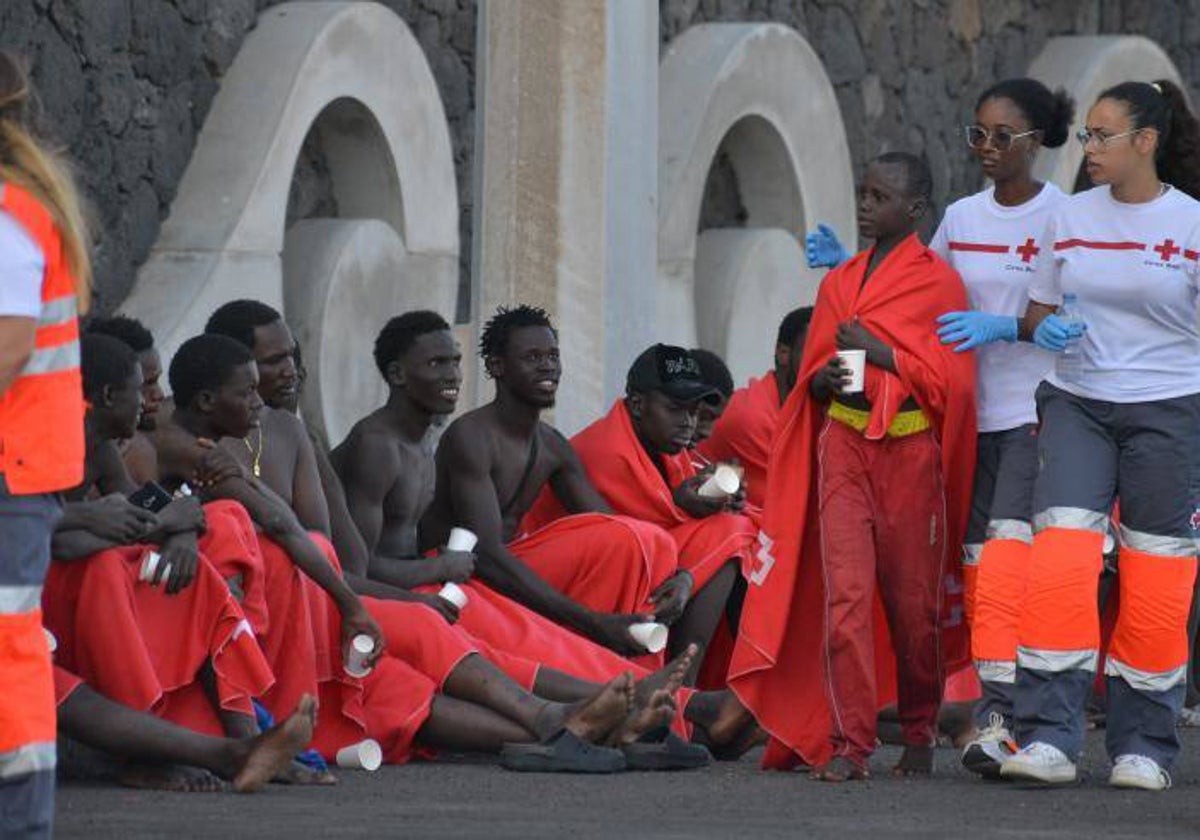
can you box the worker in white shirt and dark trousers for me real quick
[997,79,1200,792]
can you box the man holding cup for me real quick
[727,153,977,781]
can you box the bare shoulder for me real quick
[439,408,493,459]
[264,406,305,441]
[538,422,574,460]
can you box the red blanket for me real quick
[729,234,977,769]
[528,401,758,593]
[43,546,273,736]
[696,371,781,509]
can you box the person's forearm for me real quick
[57,501,103,532]
[346,570,420,601]
[475,550,595,635]
[274,529,360,611]
[367,555,447,589]
[866,344,898,374]
[51,529,120,560]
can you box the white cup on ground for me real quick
[447,527,478,553]
[835,349,866,394]
[344,634,376,678]
[336,738,383,771]
[44,628,57,654]
[628,622,669,654]
[438,582,469,609]
[698,464,741,500]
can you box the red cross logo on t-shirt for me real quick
[1016,238,1040,263]
[1154,238,1181,261]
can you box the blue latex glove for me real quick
[1033,314,1086,352]
[805,223,849,269]
[935,311,1018,352]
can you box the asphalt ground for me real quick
[55,730,1200,839]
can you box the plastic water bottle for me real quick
[1057,293,1083,382]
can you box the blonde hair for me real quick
[0,52,91,313]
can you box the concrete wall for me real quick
[5,0,1198,314]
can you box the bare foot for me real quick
[232,695,316,793]
[118,764,229,793]
[892,745,934,778]
[686,689,761,759]
[609,687,677,747]
[810,755,870,783]
[633,644,697,708]
[562,673,633,744]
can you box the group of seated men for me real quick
[47,298,813,790]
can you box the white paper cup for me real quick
[628,622,669,654]
[139,550,162,583]
[336,738,383,772]
[344,633,376,678]
[438,582,469,609]
[447,527,478,552]
[835,349,866,393]
[44,628,57,654]
[698,464,741,499]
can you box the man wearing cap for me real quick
[524,345,759,686]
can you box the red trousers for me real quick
[817,420,946,764]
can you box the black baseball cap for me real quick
[626,344,721,404]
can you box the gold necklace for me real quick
[243,427,264,477]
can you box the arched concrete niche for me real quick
[284,219,455,448]
[1029,35,1183,192]
[695,228,817,386]
[121,1,459,416]
[658,23,855,380]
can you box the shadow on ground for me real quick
[56,730,1200,839]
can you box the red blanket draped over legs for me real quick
[730,234,977,770]
[42,547,273,736]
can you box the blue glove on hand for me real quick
[805,223,849,269]
[1033,314,1086,352]
[935,311,1018,353]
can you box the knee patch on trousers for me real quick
[1107,531,1197,691]
[971,526,1032,668]
[1017,516,1105,671]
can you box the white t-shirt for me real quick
[0,209,43,318]
[930,184,1062,431]
[1027,184,1200,403]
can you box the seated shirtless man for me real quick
[421,305,689,656]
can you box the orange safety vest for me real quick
[0,182,84,495]
[0,183,82,779]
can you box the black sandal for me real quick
[500,730,626,774]
[621,727,711,771]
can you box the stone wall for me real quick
[3,0,1195,313]
[668,0,1200,237]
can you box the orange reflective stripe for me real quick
[0,609,56,754]
[1107,547,1197,678]
[971,537,1032,665]
[33,320,78,349]
[1018,526,1104,652]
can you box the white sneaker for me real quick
[1109,754,1171,791]
[999,741,1077,784]
[961,712,1017,779]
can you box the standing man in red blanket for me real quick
[696,308,811,509]
[729,152,977,781]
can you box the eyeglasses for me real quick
[1075,128,1142,149]
[964,126,1038,151]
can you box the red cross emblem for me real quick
[1154,238,1181,261]
[1016,238,1040,263]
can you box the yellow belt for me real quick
[828,401,931,438]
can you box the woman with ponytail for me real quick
[928,78,1076,780]
[0,51,90,837]
[993,79,1200,791]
